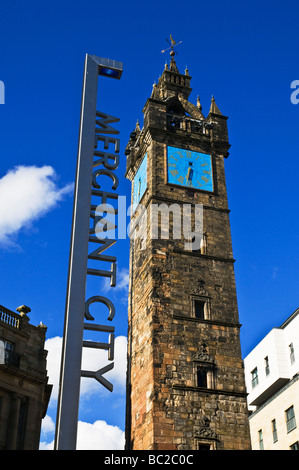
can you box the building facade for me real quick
[125,51,251,450]
[244,308,299,450]
[0,304,52,450]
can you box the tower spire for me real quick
[209,95,222,115]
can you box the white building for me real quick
[244,308,299,450]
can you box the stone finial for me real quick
[209,95,222,115]
[151,82,158,99]
[38,321,47,331]
[196,95,202,110]
[169,56,179,73]
[135,119,140,133]
[16,305,31,321]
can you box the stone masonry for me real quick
[0,305,52,449]
[125,55,251,450]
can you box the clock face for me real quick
[132,153,147,212]
[167,146,213,192]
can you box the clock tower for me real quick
[124,50,251,450]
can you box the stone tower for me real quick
[124,50,251,450]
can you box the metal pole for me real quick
[54,54,99,450]
[54,54,123,450]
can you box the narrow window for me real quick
[258,429,264,450]
[194,300,205,319]
[264,356,270,376]
[251,367,259,388]
[200,233,207,254]
[0,340,16,365]
[0,340,4,364]
[272,419,278,443]
[289,343,295,364]
[191,233,207,254]
[197,367,207,388]
[197,443,211,450]
[4,341,14,364]
[286,406,296,433]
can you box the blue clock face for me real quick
[132,153,147,211]
[167,146,213,192]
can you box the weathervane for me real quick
[161,35,182,57]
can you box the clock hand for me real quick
[186,166,192,181]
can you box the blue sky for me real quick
[1,0,299,449]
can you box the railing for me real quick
[0,305,20,329]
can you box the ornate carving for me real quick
[194,427,218,440]
[191,280,209,297]
[194,415,218,441]
[192,343,215,364]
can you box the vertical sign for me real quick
[54,54,123,450]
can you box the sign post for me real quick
[54,54,123,450]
